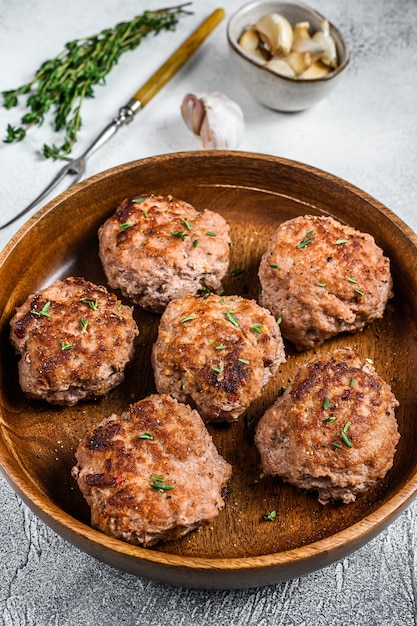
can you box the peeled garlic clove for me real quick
[265,57,296,78]
[313,19,338,69]
[239,28,268,63]
[285,51,312,75]
[181,92,244,150]
[300,60,331,79]
[255,13,293,56]
[292,21,326,57]
[239,27,260,52]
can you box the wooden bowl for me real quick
[1,151,417,589]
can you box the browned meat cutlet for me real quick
[254,347,400,504]
[98,193,231,313]
[258,215,393,351]
[9,276,138,406]
[71,394,232,547]
[152,292,286,423]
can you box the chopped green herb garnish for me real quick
[30,301,51,317]
[139,432,153,440]
[335,239,348,245]
[323,416,336,423]
[297,229,315,249]
[332,442,343,450]
[225,310,239,327]
[270,264,280,269]
[238,358,250,364]
[349,377,355,387]
[231,268,243,276]
[276,316,282,325]
[149,475,175,492]
[323,396,330,410]
[79,318,89,333]
[60,341,73,351]
[263,510,277,521]
[170,231,188,241]
[346,276,358,283]
[220,297,226,305]
[119,221,133,230]
[192,239,199,248]
[180,315,194,323]
[341,431,353,448]
[81,297,99,310]
[142,209,148,218]
[215,344,228,350]
[316,282,326,287]
[250,323,263,334]
[343,421,351,433]
[181,218,192,230]
[354,288,365,296]
[212,365,223,374]
[206,231,217,237]
[132,197,147,203]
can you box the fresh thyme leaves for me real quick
[170,231,188,241]
[2,5,191,159]
[250,323,263,334]
[81,297,99,310]
[60,340,73,351]
[297,229,315,249]
[215,344,228,350]
[79,318,89,333]
[263,510,277,522]
[193,239,199,248]
[180,315,194,323]
[132,197,148,203]
[225,310,239,327]
[238,357,250,364]
[206,231,217,237]
[323,416,336,423]
[149,475,175,492]
[322,396,330,410]
[119,222,134,230]
[30,301,51,317]
[212,365,223,373]
[139,432,153,440]
[181,218,192,230]
[334,238,349,245]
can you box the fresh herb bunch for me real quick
[2,4,191,160]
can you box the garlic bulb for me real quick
[181,92,244,150]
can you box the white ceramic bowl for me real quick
[227,0,350,112]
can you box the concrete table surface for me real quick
[1,1,416,624]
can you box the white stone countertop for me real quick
[1,0,417,624]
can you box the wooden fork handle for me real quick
[132,8,225,108]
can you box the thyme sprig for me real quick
[2,4,192,160]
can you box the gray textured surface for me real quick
[1,0,417,623]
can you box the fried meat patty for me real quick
[152,293,286,423]
[9,276,138,406]
[71,394,232,546]
[255,348,400,504]
[98,194,231,313]
[258,215,393,351]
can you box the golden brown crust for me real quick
[10,276,138,405]
[255,348,400,504]
[258,215,393,350]
[152,293,286,422]
[72,394,232,546]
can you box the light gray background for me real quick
[1,1,417,624]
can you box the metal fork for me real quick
[0,7,225,230]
